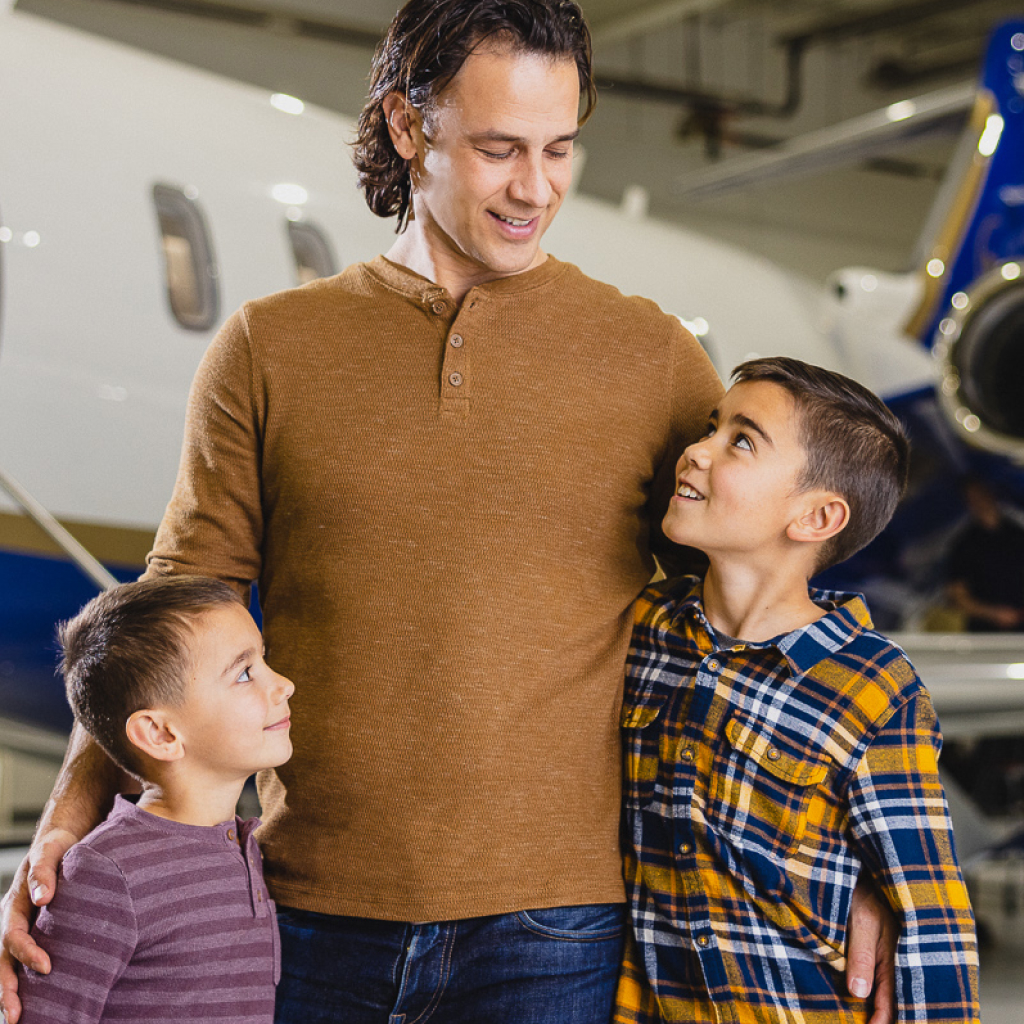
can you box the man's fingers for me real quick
[866,957,896,1024]
[26,827,81,910]
[4,927,49,976]
[846,948,875,1000]
[1,949,25,1024]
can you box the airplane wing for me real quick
[673,81,976,202]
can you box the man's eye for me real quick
[481,149,513,160]
[546,148,571,159]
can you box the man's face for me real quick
[408,44,580,289]
[663,381,816,564]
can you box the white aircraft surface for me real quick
[2,1,1024,844]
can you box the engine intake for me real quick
[935,260,1024,457]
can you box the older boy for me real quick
[615,358,979,1024]
[18,577,294,1024]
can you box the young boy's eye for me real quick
[237,667,253,683]
[734,433,753,451]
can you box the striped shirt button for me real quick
[681,747,695,762]
[707,659,720,672]
[767,747,781,761]
[696,935,711,947]
[679,842,693,855]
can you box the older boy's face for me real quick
[176,602,294,783]
[663,380,811,562]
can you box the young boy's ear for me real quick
[126,709,186,763]
[787,493,850,546]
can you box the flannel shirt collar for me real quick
[670,576,874,677]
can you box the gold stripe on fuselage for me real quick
[0,511,154,567]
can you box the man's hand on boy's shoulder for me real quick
[0,826,81,1024]
[846,878,898,1024]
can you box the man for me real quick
[1,3,895,1022]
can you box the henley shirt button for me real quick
[681,748,695,763]
[767,747,781,761]
[450,334,464,347]
[449,372,464,387]
[432,301,446,314]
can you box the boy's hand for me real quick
[1,827,80,1024]
[846,878,898,1024]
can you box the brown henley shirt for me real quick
[147,255,723,921]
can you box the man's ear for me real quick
[125,709,185,763]
[382,92,424,163]
[787,493,850,545]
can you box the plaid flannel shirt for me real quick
[615,576,979,1024]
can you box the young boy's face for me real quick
[174,602,294,782]
[663,380,812,561]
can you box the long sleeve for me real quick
[847,693,980,1023]
[146,308,264,601]
[20,845,137,1024]
[648,322,722,578]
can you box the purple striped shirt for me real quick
[21,795,279,1023]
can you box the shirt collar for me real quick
[671,576,873,676]
[367,253,567,307]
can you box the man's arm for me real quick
[1,725,125,1024]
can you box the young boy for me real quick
[615,357,980,1024]
[19,576,294,1024]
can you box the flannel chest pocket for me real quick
[707,711,829,856]
[621,697,667,809]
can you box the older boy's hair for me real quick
[732,357,910,572]
[58,576,243,778]
[353,0,596,232]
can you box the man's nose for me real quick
[508,154,552,208]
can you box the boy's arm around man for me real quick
[843,656,979,1022]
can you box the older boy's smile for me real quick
[676,480,705,501]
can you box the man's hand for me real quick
[846,878,898,1024]
[1,827,81,1024]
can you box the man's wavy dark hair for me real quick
[353,0,596,232]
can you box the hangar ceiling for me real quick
[15,0,1024,280]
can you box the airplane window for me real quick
[288,221,336,285]
[152,184,219,331]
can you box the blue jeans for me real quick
[274,903,625,1023]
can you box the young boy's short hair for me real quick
[732,356,910,571]
[59,576,243,778]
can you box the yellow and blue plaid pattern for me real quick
[615,576,980,1024]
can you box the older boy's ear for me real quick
[787,495,850,545]
[382,93,424,163]
[126,710,185,763]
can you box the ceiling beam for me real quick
[590,0,731,47]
